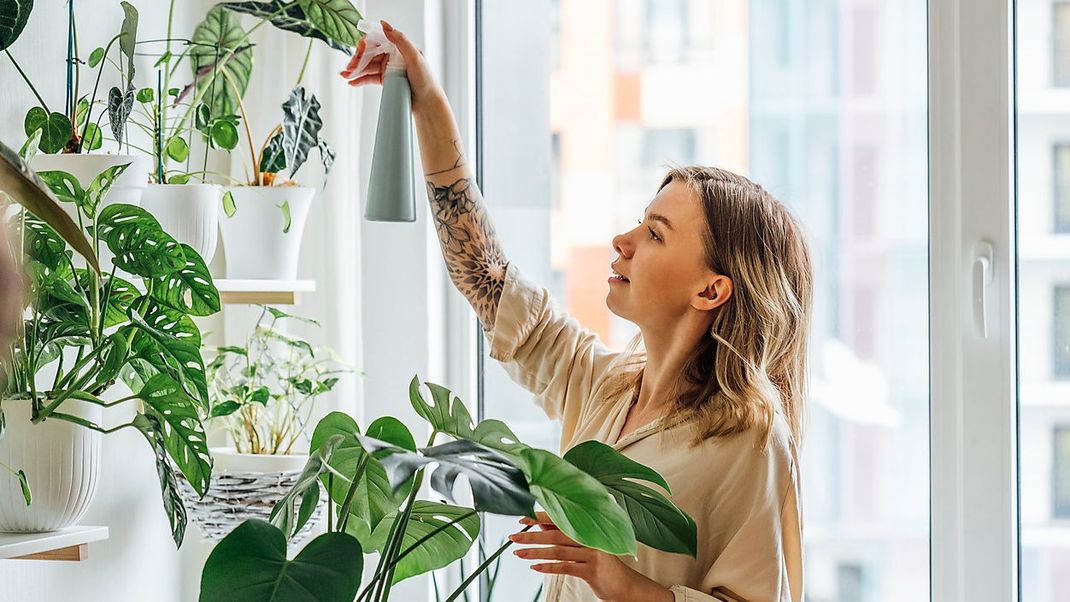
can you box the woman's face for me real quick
[607,180,729,330]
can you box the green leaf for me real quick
[281,86,323,179]
[0,0,34,51]
[20,213,67,269]
[84,162,132,218]
[125,302,211,411]
[118,1,139,88]
[108,85,135,145]
[221,190,236,217]
[520,448,636,556]
[210,120,239,150]
[88,46,105,68]
[133,412,188,548]
[24,110,73,155]
[166,136,189,162]
[16,469,30,505]
[265,305,319,324]
[311,413,415,544]
[97,203,185,277]
[168,173,190,185]
[189,6,252,118]
[138,373,213,497]
[155,50,172,68]
[269,435,342,539]
[280,200,291,234]
[209,400,241,418]
[136,87,155,103]
[200,519,363,602]
[259,129,286,174]
[359,436,536,518]
[297,0,363,47]
[151,242,220,316]
[75,97,90,129]
[408,376,475,439]
[248,386,270,404]
[366,501,479,584]
[564,441,697,556]
[0,141,100,272]
[35,169,84,206]
[82,123,103,151]
[19,127,41,160]
[220,1,354,53]
[195,103,211,132]
[319,139,335,177]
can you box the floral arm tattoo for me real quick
[424,139,509,330]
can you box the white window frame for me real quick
[434,0,1024,600]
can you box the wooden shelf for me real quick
[0,526,108,561]
[215,279,316,305]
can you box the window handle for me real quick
[972,241,994,338]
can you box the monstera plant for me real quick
[0,141,220,546]
[200,376,698,602]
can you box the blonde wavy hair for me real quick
[603,166,813,447]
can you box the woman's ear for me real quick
[692,274,733,312]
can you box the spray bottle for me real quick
[356,20,415,222]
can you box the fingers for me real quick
[380,20,424,66]
[519,511,560,530]
[341,53,386,79]
[513,545,589,563]
[509,528,576,547]
[531,562,587,577]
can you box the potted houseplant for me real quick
[186,1,359,279]
[178,305,352,541]
[200,376,699,602]
[4,0,152,227]
[0,144,221,548]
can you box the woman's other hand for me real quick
[509,513,673,602]
[340,20,446,115]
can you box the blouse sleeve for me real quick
[480,262,621,436]
[670,429,804,602]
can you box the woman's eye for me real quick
[647,227,661,242]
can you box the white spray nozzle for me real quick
[354,20,406,74]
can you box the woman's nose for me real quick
[612,231,633,258]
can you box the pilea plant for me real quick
[200,376,698,602]
[1,0,142,155]
[0,157,221,548]
[206,305,352,455]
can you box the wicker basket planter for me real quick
[176,448,324,542]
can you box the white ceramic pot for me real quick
[0,399,103,532]
[176,447,322,541]
[218,186,315,280]
[140,183,221,263]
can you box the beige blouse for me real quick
[481,263,803,602]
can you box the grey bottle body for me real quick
[365,70,416,222]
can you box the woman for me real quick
[343,21,811,602]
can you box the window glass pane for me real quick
[479,1,929,600]
[1020,2,1070,599]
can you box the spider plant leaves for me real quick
[220,0,353,53]
[0,140,98,271]
[200,519,363,602]
[564,440,697,556]
[297,0,363,47]
[281,86,324,179]
[189,6,253,117]
[0,0,33,51]
[358,436,536,518]
[137,373,213,498]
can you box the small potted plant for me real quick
[0,142,220,548]
[184,2,360,280]
[5,1,152,218]
[179,305,353,541]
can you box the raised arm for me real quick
[343,21,509,330]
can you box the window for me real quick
[1054,143,1070,233]
[1055,2,1070,86]
[644,0,688,64]
[1055,427,1070,519]
[1055,287,1070,377]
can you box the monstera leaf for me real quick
[200,519,363,602]
[0,140,98,271]
[366,501,479,584]
[137,373,213,498]
[189,6,252,117]
[0,0,33,51]
[134,412,188,548]
[150,243,220,317]
[220,0,352,53]
[281,86,324,179]
[97,203,185,278]
[269,435,343,540]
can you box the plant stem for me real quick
[443,529,531,602]
[50,412,136,434]
[5,51,50,112]
[374,509,478,578]
[221,68,260,185]
[295,38,313,86]
[336,453,369,532]
[80,35,122,145]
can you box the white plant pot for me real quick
[30,154,151,273]
[218,186,315,280]
[140,183,221,263]
[176,447,323,542]
[0,399,103,532]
